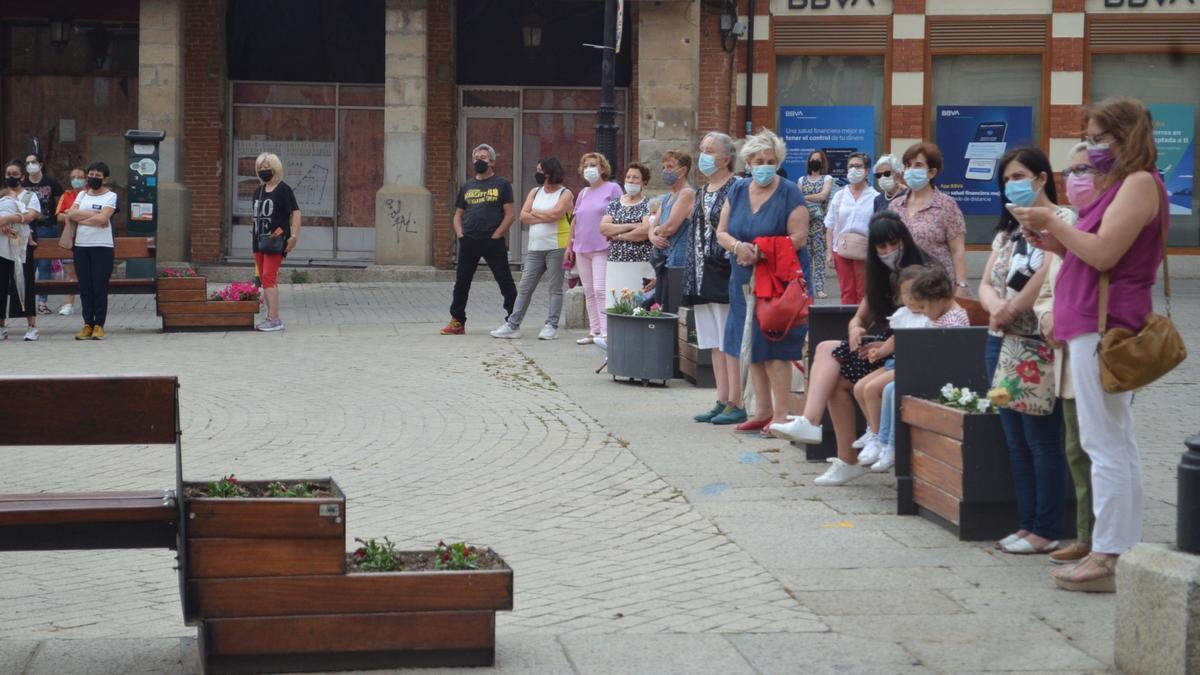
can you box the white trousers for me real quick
[1068,333,1142,555]
[693,302,729,351]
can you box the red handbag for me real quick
[755,273,812,342]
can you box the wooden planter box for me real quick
[157,276,260,331]
[900,397,1018,541]
[181,479,346,623]
[607,311,678,385]
[191,552,514,674]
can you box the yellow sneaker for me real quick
[90,325,106,340]
[75,325,93,340]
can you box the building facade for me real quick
[2,0,1197,268]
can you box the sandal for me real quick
[1002,536,1060,554]
[994,531,1026,550]
[1053,554,1117,593]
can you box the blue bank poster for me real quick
[935,106,1034,216]
[779,106,875,181]
[1148,104,1195,216]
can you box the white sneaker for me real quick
[768,416,823,444]
[814,459,868,486]
[857,438,883,466]
[23,327,38,341]
[576,335,595,345]
[594,336,608,350]
[538,324,557,340]
[871,445,895,473]
[852,428,875,449]
[0,327,7,340]
[58,303,74,316]
[490,323,520,339]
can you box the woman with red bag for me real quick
[714,128,811,435]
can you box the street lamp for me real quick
[49,18,72,54]
[594,0,618,167]
[521,12,543,49]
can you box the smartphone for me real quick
[1004,202,1019,214]
[859,334,885,345]
[965,122,1008,182]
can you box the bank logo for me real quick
[941,110,961,117]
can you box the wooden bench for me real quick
[0,375,181,551]
[32,236,158,296]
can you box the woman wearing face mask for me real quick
[872,154,906,213]
[771,211,930,485]
[52,167,86,315]
[891,142,970,297]
[22,153,63,315]
[715,129,810,434]
[0,160,39,341]
[492,157,575,340]
[823,152,878,304]
[62,162,118,340]
[1013,97,1168,592]
[1029,143,1100,567]
[682,132,744,425]
[570,152,623,343]
[647,151,695,314]
[600,163,653,321]
[979,147,1075,556]
[250,152,301,332]
[798,150,833,299]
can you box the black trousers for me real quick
[74,246,115,327]
[450,236,517,323]
[0,249,36,320]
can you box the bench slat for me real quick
[0,494,176,526]
[33,237,156,260]
[0,375,178,446]
[34,278,158,295]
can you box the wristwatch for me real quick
[956,281,969,289]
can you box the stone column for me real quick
[637,1,701,189]
[139,0,191,262]
[375,0,432,265]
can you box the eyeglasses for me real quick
[873,171,893,179]
[1084,132,1112,146]
[1064,164,1098,178]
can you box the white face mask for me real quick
[878,175,896,193]
[583,167,601,183]
[624,182,642,195]
[847,168,866,185]
[26,163,40,176]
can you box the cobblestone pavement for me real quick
[1,277,1197,674]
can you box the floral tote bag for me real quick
[989,335,1056,416]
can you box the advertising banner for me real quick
[934,106,1034,216]
[779,106,875,181]
[232,139,336,219]
[1147,104,1195,216]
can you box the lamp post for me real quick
[1180,434,1200,554]
[595,0,619,166]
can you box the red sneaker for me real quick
[440,318,465,335]
[735,417,772,432]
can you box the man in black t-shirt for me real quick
[23,153,64,313]
[442,143,518,335]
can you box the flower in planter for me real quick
[975,398,992,414]
[434,540,480,570]
[210,281,261,302]
[207,474,246,498]
[159,266,198,278]
[608,289,664,317]
[936,384,995,413]
[988,386,1013,407]
[353,537,402,572]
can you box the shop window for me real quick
[1092,54,1200,248]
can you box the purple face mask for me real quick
[1087,143,1115,174]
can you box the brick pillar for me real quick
[375,0,432,266]
[181,0,225,263]
[889,3,926,158]
[697,2,735,138]
[139,0,190,262]
[1049,0,1086,175]
[636,1,699,182]
[427,0,454,269]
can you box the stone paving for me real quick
[0,276,1197,674]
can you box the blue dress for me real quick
[723,179,811,363]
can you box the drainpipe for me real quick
[744,0,755,135]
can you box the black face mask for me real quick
[4,176,19,188]
[87,176,103,190]
[808,159,822,172]
[534,172,546,186]
[473,159,489,174]
[258,170,273,182]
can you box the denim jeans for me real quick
[985,334,1067,539]
[35,224,58,304]
[878,381,896,448]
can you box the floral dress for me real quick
[604,197,653,308]
[798,174,830,295]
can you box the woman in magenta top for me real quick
[1014,97,1168,594]
[569,152,624,343]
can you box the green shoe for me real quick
[711,405,748,425]
[694,401,726,423]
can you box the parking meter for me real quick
[124,129,165,278]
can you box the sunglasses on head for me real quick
[873,171,892,179]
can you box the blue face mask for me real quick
[661,170,679,186]
[698,153,718,177]
[750,165,777,187]
[1004,178,1038,208]
[904,167,929,191]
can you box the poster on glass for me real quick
[934,106,1033,216]
[779,106,875,181]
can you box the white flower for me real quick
[632,307,646,316]
[958,391,976,406]
[940,383,956,399]
[975,399,991,413]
